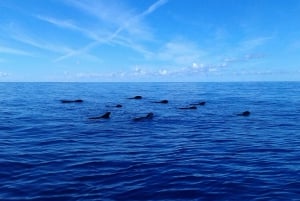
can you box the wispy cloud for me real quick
[46,17,112,62]
[66,0,132,27]
[53,41,99,62]
[11,33,71,54]
[0,45,32,56]
[112,36,154,58]
[208,36,270,71]
[140,0,168,17]
[6,25,103,63]
[129,62,213,78]
[132,35,268,79]
[0,72,9,77]
[105,0,168,41]
[145,49,266,78]
[157,39,204,65]
[35,15,109,42]
[222,53,265,64]
[1,22,73,56]
[239,36,271,51]
[55,0,168,62]
[36,15,78,30]
[59,71,131,82]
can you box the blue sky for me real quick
[0,0,300,82]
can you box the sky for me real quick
[0,0,300,82]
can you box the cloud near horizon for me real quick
[0,71,9,77]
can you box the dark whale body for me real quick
[179,106,197,110]
[237,111,250,116]
[128,96,142,99]
[153,100,168,104]
[105,104,123,108]
[89,112,111,119]
[191,101,206,106]
[133,112,154,121]
[61,99,83,103]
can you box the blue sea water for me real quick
[0,82,299,201]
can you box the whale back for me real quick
[101,112,111,119]
[146,112,154,118]
[237,111,250,116]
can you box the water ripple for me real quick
[1,82,300,200]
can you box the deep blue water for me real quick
[0,82,300,201]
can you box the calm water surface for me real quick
[0,82,299,200]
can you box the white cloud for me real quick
[53,41,98,62]
[35,15,110,42]
[223,57,238,63]
[65,0,138,41]
[239,36,271,51]
[66,0,132,27]
[140,0,168,17]
[157,40,204,65]
[244,53,265,60]
[159,69,168,75]
[55,0,167,62]
[10,31,103,63]
[133,67,147,76]
[222,54,265,65]
[11,29,102,63]
[192,62,199,68]
[121,38,268,79]
[11,33,71,54]
[59,71,126,81]
[208,68,217,72]
[67,0,167,38]
[233,70,273,76]
[0,72,9,77]
[110,36,154,58]
[2,22,77,57]
[76,72,106,78]
[36,15,78,30]
[0,46,32,56]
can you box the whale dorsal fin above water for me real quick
[191,101,206,106]
[89,112,111,120]
[133,112,154,121]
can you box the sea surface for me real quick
[0,82,299,201]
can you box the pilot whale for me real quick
[128,96,142,99]
[89,112,111,119]
[237,111,250,116]
[190,101,206,106]
[133,112,154,121]
[153,100,168,104]
[61,99,83,103]
[179,106,197,110]
[106,104,123,108]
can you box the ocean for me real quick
[0,82,299,201]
